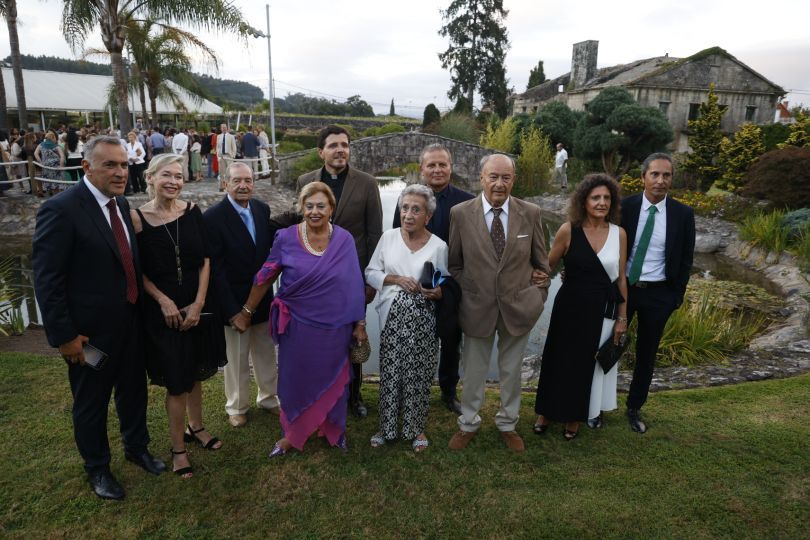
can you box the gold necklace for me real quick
[301,221,333,256]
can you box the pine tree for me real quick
[422,103,441,128]
[716,123,765,192]
[527,60,545,89]
[438,0,510,116]
[389,98,395,116]
[683,84,726,191]
[779,112,810,148]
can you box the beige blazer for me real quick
[297,167,383,269]
[217,132,237,158]
[448,195,550,338]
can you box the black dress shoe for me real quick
[125,450,167,475]
[442,395,462,415]
[87,470,125,500]
[350,401,368,418]
[627,408,648,434]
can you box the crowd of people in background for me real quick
[0,121,275,198]
[31,123,695,501]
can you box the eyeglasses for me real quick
[400,205,424,216]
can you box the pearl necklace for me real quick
[301,221,333,256]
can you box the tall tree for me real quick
[527,59,545,89]
[1,0,26,128]
[683,84,725,190]
[422,103,441,129]
[60,0,247,135]
[438,0,510,116]
[0,57,7,128]
[389,98,395,116]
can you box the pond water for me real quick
[1,182,770,381]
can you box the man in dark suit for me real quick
[621,152,695,433]
[32,136,165,501]
[204,162,279,428]
[393,143,474,413]
[297,125,383,418]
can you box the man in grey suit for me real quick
[297,125,383,418]
[447,154,550,452]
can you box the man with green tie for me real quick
[621,153,695,434]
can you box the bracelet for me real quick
[356,320,366,327]
[616,316,628,323]
[241,305,255,316]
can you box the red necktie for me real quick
[106,199,138,304]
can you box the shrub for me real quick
[480,117,517,153]
[780,208,810,242]
[333,124,358,140]
[794,225,810,272]
[276,141,305,155]
[282,132,319,149]
[378,123,406,135]
[739,210,789,256]
[289,149,323,182]
[437,113,479,144]
[423,104,441,129]
[625,282,770,368]
[778,112,810,149]
[619,175,644,195]
[741,146,810,208]
[715,123,765,192]
[759,122,791,151]
[514,126,553,197]
[362,127,380,137]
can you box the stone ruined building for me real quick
[511,41,786,152]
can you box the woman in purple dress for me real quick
[234,181,367,457]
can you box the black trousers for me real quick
[349,363,363,405]
[626,284,678,410]
[438,327,462,398]
[127,162,146,193]
[67,313,150,473]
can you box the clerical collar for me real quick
[321,167,349,182]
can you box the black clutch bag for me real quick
[595,334,629,372]
[419,261,435,289]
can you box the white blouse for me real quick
[365,228,448,328]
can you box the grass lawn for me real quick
[1,352,808,538]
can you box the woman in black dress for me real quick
[131,153,226,478]
[533,174,628,440]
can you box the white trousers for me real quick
[223,321,279,415]
[458,315,530,433]
[259,149,271,173]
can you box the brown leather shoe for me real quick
[448,430,476,450]
[500,430,525,452]
[261,406,281,417]
[228,414,247,427]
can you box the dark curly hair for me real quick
[567,173,622,226]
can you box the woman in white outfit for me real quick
[365,184,448,453]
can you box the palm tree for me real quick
[60,0,248,134]
[86,19,218,130]
[1,0,27,128]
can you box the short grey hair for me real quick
[83,135,124,164]
[419,143,452,165]
[398,184,436,215]
[227,161,253,180]
[641,152,674,176]
[479,153,516,172]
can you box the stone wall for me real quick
[275,115,419,132]
[276,132,511,191]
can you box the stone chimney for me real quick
[570,40,599,89]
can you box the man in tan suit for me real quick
[297,125,383,418]
[447,154,550,452]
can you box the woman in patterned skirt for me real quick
[366,184,448,453]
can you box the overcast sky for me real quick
[2,0,809,117]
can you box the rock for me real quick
[694,233,722,253]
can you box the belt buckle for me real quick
[635,281,648,289]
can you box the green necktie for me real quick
[628,205,658,284]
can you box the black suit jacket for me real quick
[204,196,273,325]
[32,179,143,359]
[393,183,475,243]
[621,193,696,305]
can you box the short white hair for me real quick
[397,184,436,215]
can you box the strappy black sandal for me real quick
[184,424,222,450]
[170,448,193,478]
[563,429,579,441]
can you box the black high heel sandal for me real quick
[184,424,222,450]
[170,448,193,478]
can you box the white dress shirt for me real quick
[627,194,667,282]
[482,195,510,237]
[83,176,131,244]
[171,132,189,155]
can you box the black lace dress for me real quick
[136,203,226,395]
